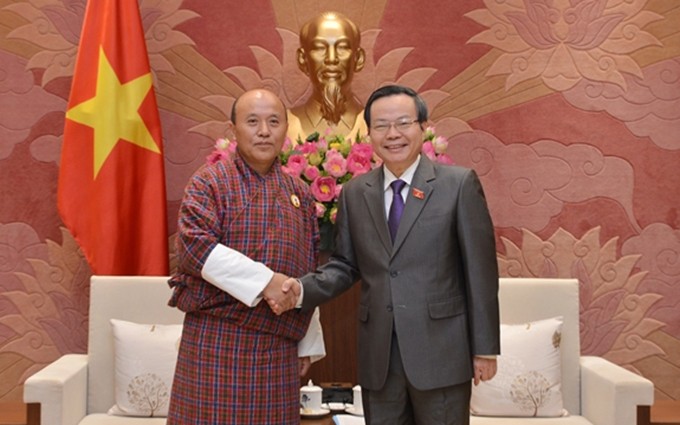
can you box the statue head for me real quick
[297,11,365,125]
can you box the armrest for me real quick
[23,354,88,425]
[580,356,654,425]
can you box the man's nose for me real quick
[385,124,401,137]
[257,121,270,135]
[325,46,338,64]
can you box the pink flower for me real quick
[206,138,235,164]
[282,154,307,177]
[311,176,337,202]
[300,142,318,155]
[335,184,343,198]
[206,150,229,165]
[282,137,293,152]
[436,153,454,165]
[329,206,338,224]
[347,152,371,176]
[325,149,343,160]
[350,143,373,160]
[422,141,436,160]
[424,126,436,140]
[215,137,230,150]
[303,165,320,181]
[432,136,449,154]
[316,138,328,151]
[315,202,326,218]
[323,151,347,178]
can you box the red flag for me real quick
[58,0,168,275]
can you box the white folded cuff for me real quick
[201,243,274,307]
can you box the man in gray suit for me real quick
[275,85,500,424]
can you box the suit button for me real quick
[386,305,393,312]
[390,271,398,277]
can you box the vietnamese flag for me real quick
[58,0,168,275]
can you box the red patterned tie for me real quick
[388,179,406,242]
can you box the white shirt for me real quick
[382,155,421,217]
[201,244,325,361]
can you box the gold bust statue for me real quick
[288,12,367,141]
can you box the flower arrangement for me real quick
[207,127,453,227]
[279,132,374,225]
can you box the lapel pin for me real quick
[412,188,425,199]
[290,194,301,208]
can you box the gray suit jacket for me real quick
[301,156,500,391]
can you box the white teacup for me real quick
[351,385,363,415]
[300,379,323,413]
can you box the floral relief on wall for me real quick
[498,226,666,376]
[465,0,663,92]
[0,224,89,400]
[0,0,678,403]
[447,130,641,233]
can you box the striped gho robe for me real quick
[167,152,320,424]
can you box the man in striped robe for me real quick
[167,89,325,424]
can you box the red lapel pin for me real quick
[412,188,425,199]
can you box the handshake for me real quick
[263,272,301,315]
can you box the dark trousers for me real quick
[362,333,471,425]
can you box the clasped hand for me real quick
[262,273,300,315]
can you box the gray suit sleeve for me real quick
[458,169,500,356]
[300,188,360,311]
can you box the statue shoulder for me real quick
[287,109,304,142]
[347,109,367,142]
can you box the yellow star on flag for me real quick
[66,46,160,178]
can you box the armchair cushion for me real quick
[108,319,182,417]
[471,316,567,417]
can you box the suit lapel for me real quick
[392,157,436,256]
[362,170,392,254]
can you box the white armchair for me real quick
[24,276,183,425]
[23,277,653,425]
[469,278,653,425]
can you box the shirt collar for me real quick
[383,155,421,192]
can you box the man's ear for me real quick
[226,121,236,141]
[354,47,366,73]
[297,47,309,75]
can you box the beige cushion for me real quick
[471,316,567,417]
[107,319,181,417]
[498,278,580,414]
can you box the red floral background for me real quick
[0,0,678,403]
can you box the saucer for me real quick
[345,405,364,416]
[322,402,346,411]
[300,407,331,418]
